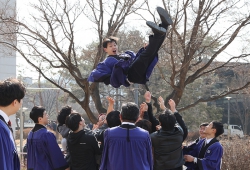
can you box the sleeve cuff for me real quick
[194,157,197,164]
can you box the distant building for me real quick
[0,56,16,79]
[0,0,16,80]
[0,0,17,136]
[23,77,33,86]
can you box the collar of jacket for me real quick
[108,55,121,60]
[158,127,181,134]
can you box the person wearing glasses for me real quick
[27,106,69,170]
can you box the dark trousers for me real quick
[166,166,183,170]
[127,33,166,83]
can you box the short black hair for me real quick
[57,105,72,125]
[135,119,152,133]
[30,106,46,123]
[0,78,26,106]
[121,102,139,122]
[65,112,82,131]
[102,36,118,48]
[159,109,176,131]
[212,121,224,137]
[200,122,209,128]
[106,111,121,128]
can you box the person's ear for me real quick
[79,120,83,126]
[12,99,18,106]
[103,48,107,52]
[11,100,16,106]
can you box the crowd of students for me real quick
[0,78,224,170]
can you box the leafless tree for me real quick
[145,0,250,111]
[228,65,250,134]
[0,0,146,123]
[1,0,250,123]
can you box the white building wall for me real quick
[0,56,16,79]
[0,0,16,80]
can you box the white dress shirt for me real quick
[206,138,213,144]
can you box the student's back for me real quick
[100,102,153,170]
[150,108,186,170]
[65,112,101,170]
[150,125,184,169]
[101,124,153,170]
[27,106,69,170]
[27,125,69,170]
[67,130,100,170]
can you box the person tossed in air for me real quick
[88,7,172,88]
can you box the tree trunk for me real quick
[89,82,107,114]
[244,114,248,135]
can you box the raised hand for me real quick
[156,125,161,131]
[138,102,148,120]
[158,96,166,111]
[144,91,151,103]
[92,124,98,130]
[140,102,148,113]
[168,99,177,112]
[106,96,115,114]
[107,96,115,105]
[184,155,194,162]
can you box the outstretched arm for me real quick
[106,96,115,115]
[158,96,166,111]
[168,99,188,141]
[144,91,159,132]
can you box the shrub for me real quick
[221,137,250,170]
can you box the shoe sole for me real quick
[157,7,173,25]
[146,21,166,34]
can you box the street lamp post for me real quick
[225,96,232,140]
[134,84,139,105]
[20,106,28,161]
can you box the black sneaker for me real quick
[156,7,173,28]
[146,21,166,35]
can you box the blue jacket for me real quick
[0,119,20,170]
[184,138,223,170]
[27,124,69,170]
[183,138,202,170]
[100,126,153,170]
[88,47,158,88]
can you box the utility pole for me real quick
[134,84,139,105]
[225,96,232,140]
